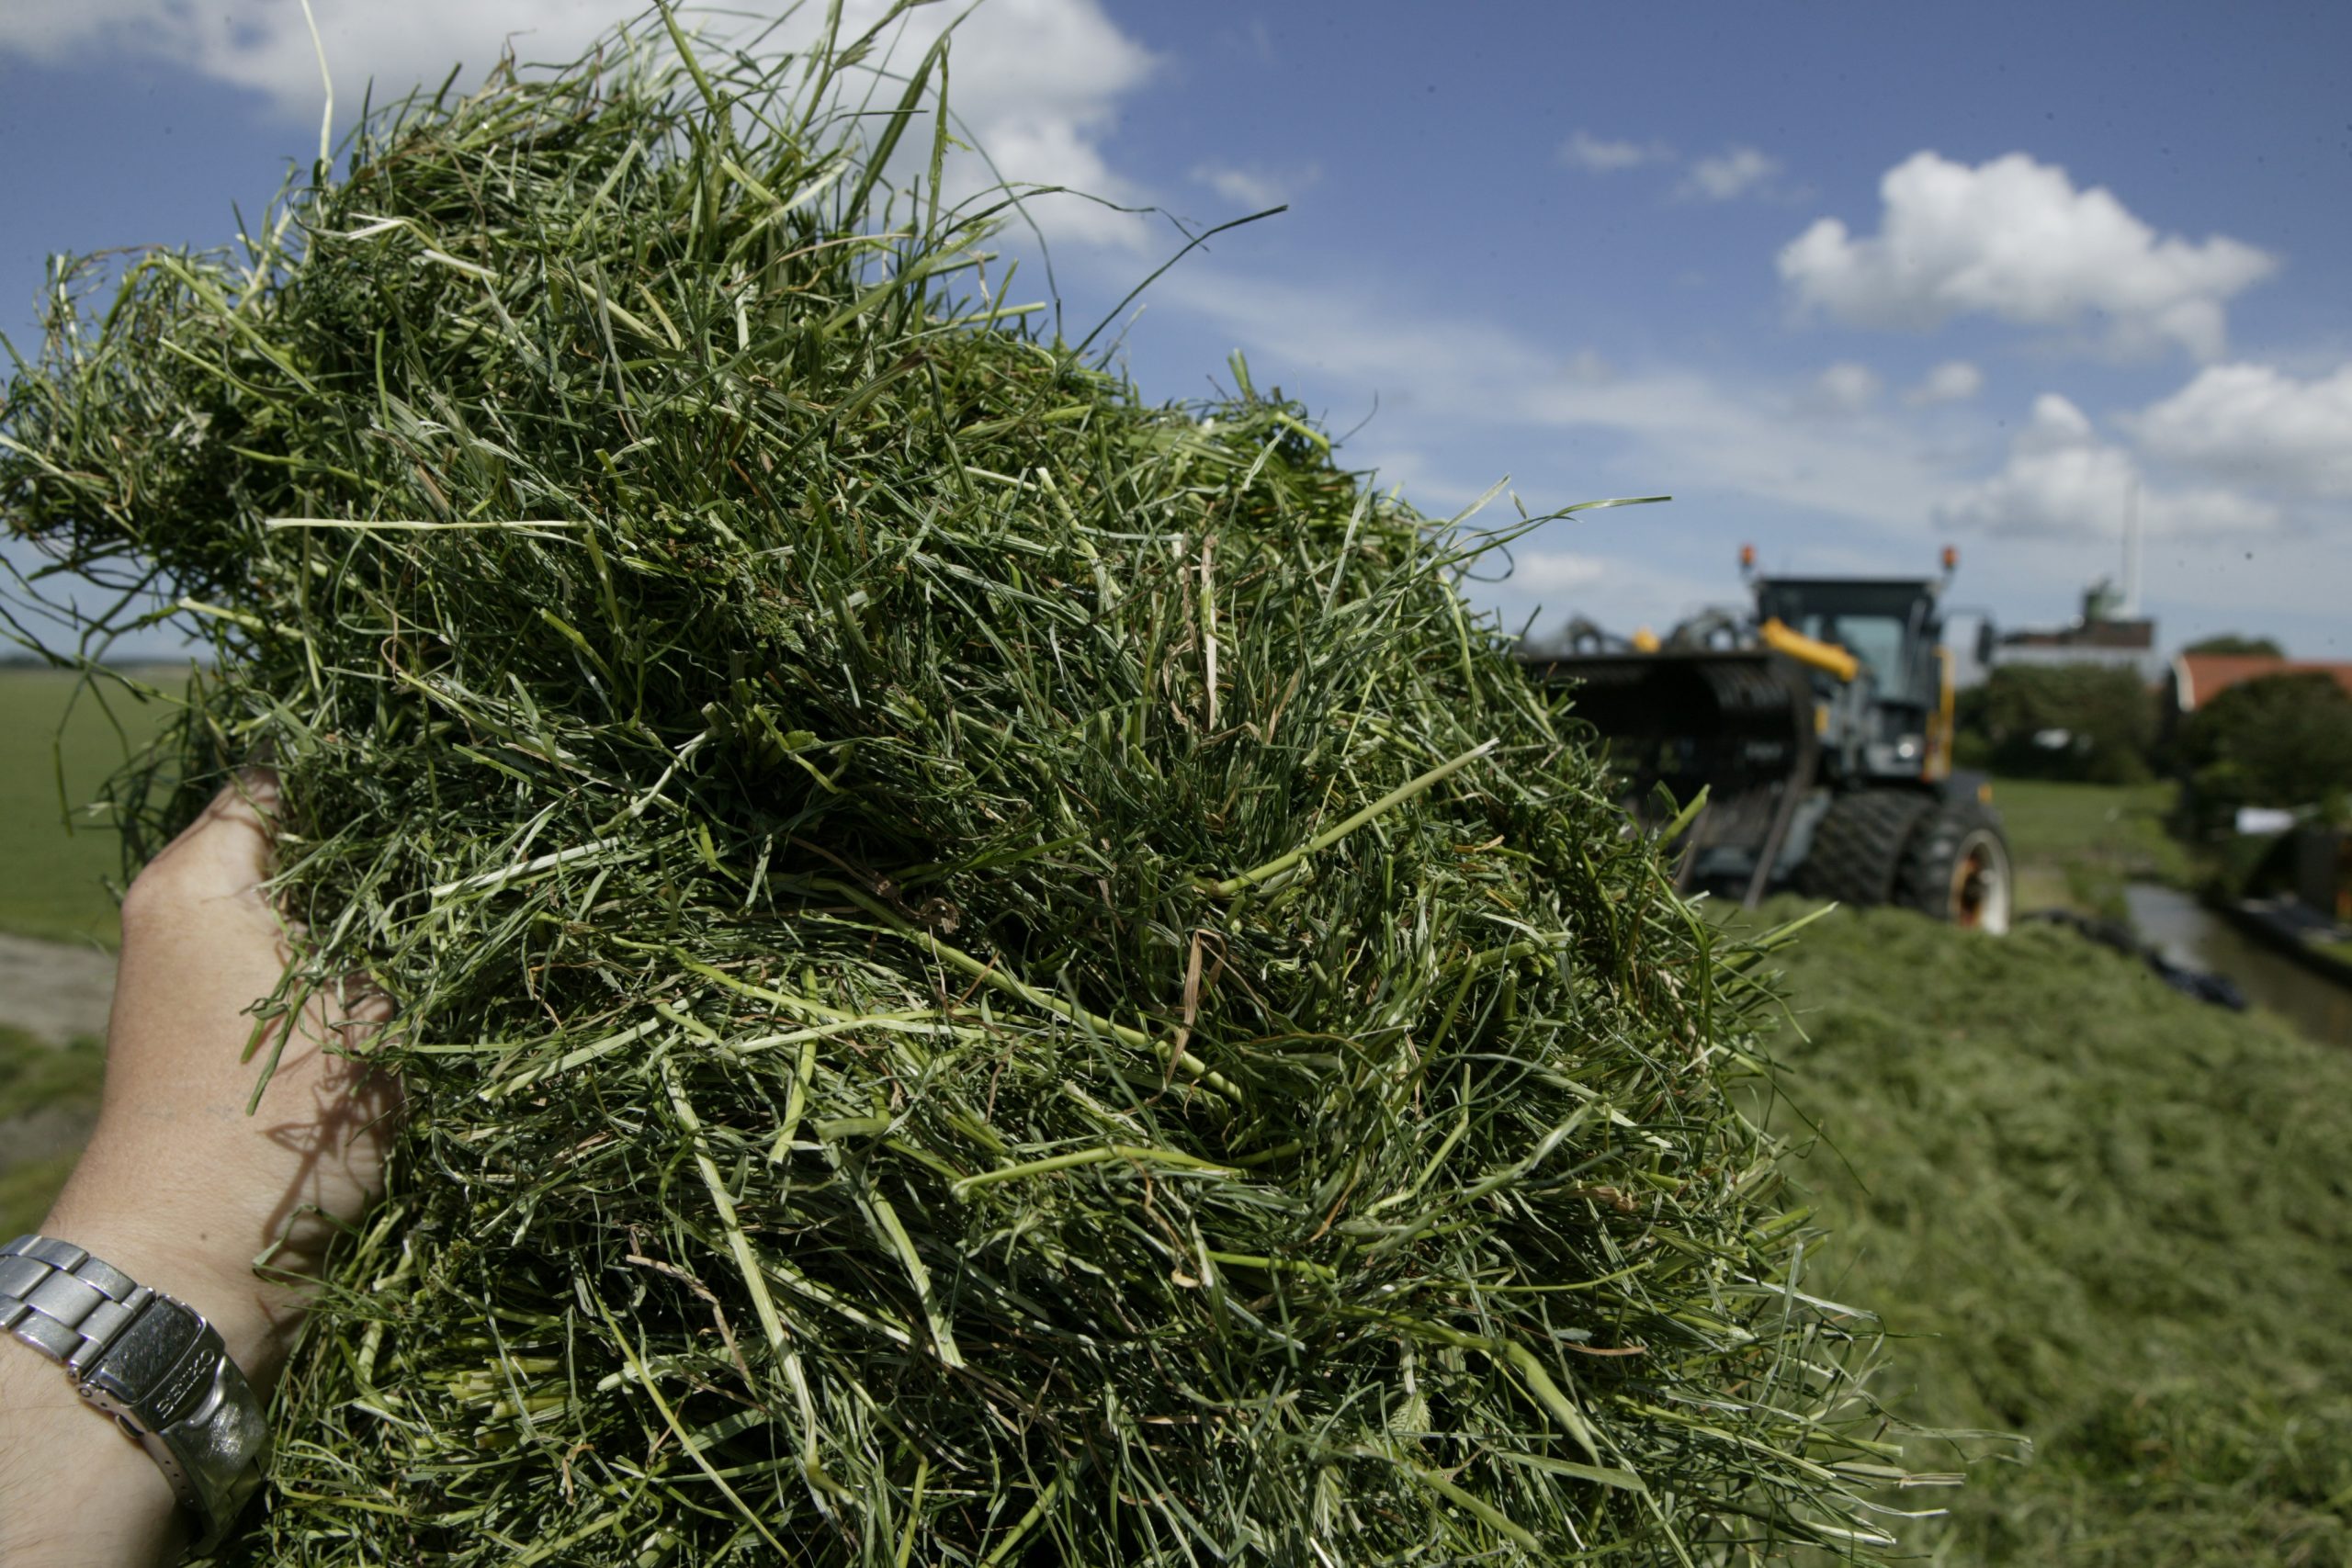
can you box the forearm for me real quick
[0,1179,301,1566]
[40,1137,315,1386]
[0,774,395,1566]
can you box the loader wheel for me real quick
[1792,789,1932,908]
[1898,801,2014,934]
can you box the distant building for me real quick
[1993,579,2161,682]
[2167,652,2352,715]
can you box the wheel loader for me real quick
[1520,547,2013,931]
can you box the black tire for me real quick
[1792,789,1932,908]
[1897,800,2014,934]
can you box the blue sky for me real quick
[4,1,2347,660]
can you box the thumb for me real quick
[141,767,282,912]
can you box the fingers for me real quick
[139,768,282,907]
[117,769,390,1072]
[75,765,404,1380]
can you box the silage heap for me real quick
[1,17,1922,1564]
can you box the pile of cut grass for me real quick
[1750,902,2352,1565]
[3,14,1921,1563]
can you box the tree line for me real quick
[1957,637,2352,830]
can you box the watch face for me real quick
[80,1297,212,1433]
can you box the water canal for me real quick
[2124,882,2351,1045]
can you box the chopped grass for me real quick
[0,13,1915,1565]
[1750,901,2352,1565]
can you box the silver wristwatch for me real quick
[0,1235,271,1552]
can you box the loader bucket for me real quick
[1519,649,1818,903]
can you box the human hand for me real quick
[0,770,399,1564]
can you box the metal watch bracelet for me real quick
[0,1234,271,1553]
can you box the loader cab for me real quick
[1750,577,1947,784]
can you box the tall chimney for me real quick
[2121,477,2143,617]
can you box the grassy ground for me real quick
[0,1022,102,1235]
[0,666,177,944]
[0,666,178,1232]
[1748,901,2351,1564]
[1988,776,2192,919]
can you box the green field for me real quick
[0,1022,102,1235]
[0,665,180,944]
[1987,775,2194,919]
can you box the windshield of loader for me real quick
[1754,581,1932,703]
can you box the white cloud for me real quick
[1153,267,1961,536]
[0,0,1159,248]
[1678,145,1781,202]
[1557,130,1791,209]
[2131,362,2352,500]
[1935,393,2278,539]
[1521,366,1955,530]
[2148,488,2284,537]
[1807,361,1883,414]
[1502,550,1608,593]
[1143,264,2331,639]
[1558,130,1672,173]
[1563,348,1618,386]
[0,2,631,111]
[1561,133,1784,201]
[2023,390,2095,447]
[1904,359,1984,406]
[926,0,1158,246]
[1496,545,1747,643]
[1188,161,1316,210]
[1489,548,1733,642]
[1223,17,1277,66]
[1779,151,2276,359]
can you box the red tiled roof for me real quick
[2170,653,2352,711]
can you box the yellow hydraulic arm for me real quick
[1758,617,1860,683]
